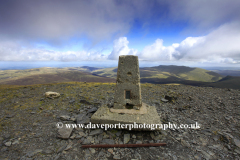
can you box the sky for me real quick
[0,0,240,69]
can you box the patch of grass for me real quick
[0,120,12,132]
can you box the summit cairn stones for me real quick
[91,55,161,130]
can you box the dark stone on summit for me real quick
[6,114,15,118]
[87,107,98,113]
[107,103,113,108]
[82,138,91,145]
[201,129,212,136]
[76,113,90,124]
[57,144,67,153]
[220,135,230,143]
[101,139,115,144]
[80,100,92,105]
[185,118,194,124]
[94,103,101,107]
[69,99,75,104]
[89,129,103,136]
[164,95,173,101]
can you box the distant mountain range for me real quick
[0,65,240,89]
[92,65,223,82]
[0,67,115,85]
[211,70,240,77]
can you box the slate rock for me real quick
[185,118,195,124]
[152,133,162,141]
[233,138,240,148]
[89,148,96,154]
[79,131,87,137]
[101,139,115,144]
[57,144,67,153]
[102,132,110,139]
[76,113,90,124]
[124,134,130,144]
[87,136,94,143]
[43,146,55,154]
[1,147,8,152]
[235,148,240,154]
[116,131,122,137]
[113,154,121,159]
[69,99,75,104]
[98,150,105,158]
[181,139,191,147]
[75,135,82,139]
[87,107,98,113]
[82,138,91,145]
[89,129,103,136]
[4,141,11,147]
[161,98,168,102]
[60,115,71,121]
[6,114,15,118]
[64,142,73,151]
[26,149,43,157]
[12,140,19,145]
[57,124,73,139]
[80,99,92,105]
[98,134,103,141]
[84,148,91,159]
[70,134,76,139]
[150,132,155,139]
[149,140,154,143]
[164,95,174,101]
[212,135,219,141]
[200,150,215,160]
[194,154,202,160]
[208,144,224,151]
[107,131,115,137]
[94,102,101,107]
[108,148,114,154]
[3,134,10,139]
[161,130,168,136]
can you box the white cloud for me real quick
[168,0,240,31]
[108,37,138,60]
[136,22,240,64]
[174,22,240,63]
[139,39,176,61]
[0,40,108,61]
[1,21,240,64]
[0,0,165,45]
[1,0,240,65]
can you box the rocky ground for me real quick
[0,82,240,160]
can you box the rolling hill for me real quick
[211,70,240,77]
[204,76,240,89]
[92,65,224,82]
[0,67,114,85]
[1,65,240,89]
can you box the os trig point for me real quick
[114,55,142,110]
[91,55,161,130]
